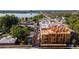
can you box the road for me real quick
[40,12,51,19]
[0,45,32,48]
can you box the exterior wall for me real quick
[40,33,70,44]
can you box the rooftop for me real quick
[0,36,17,44]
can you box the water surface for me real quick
[0,13,39,18]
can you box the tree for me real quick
[10,25,30,45]
[19,17,28,23]
[31,14,46,22]
[65,14,79,46]
[0,15,19,32]
[66,14,79,32]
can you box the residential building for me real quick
[33,18,73,48]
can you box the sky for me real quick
[0,0,79,10]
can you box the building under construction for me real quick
[40,25,71,47]
[33,18,73,48]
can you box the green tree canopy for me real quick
[65,14,79,46]
[10,25,30,45]
[0,15,19,32]
[66,14,79,31]
[31,14,46,22]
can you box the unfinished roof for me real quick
[40,24,71,35]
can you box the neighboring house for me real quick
[0,36,17,45]
[39,19,51,29]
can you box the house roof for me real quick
[0,36,17,44]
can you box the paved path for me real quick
[0,45,32,48]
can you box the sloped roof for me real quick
[40,24,71,35]
[0,36,17,44]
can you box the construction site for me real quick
[32,13,73,48]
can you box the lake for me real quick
[0,13,39,18]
